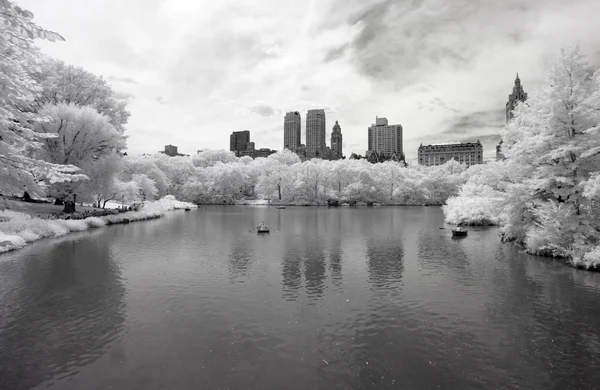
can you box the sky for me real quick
[20,0,600,163]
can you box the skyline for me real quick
[20,0,600,161]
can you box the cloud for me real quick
[248,104,278,117]
[19,0,600,159]
[113,90,135,102]
[442,110,506,136]
[108,76,139,84]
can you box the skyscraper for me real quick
[283,111,301,150]
[505,73,528,122]
[497,74,528,160]
[367,117,403,157]
[230,130,250,152]
[331,120,342,157]
[306,109,326,155]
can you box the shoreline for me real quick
[0,197,196,255]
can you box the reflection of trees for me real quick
[482,245,600,387]
[228,237,253,282]
[0,235,126,390]
[365,237,404,290]
[416,230,473,280]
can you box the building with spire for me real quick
[284,111,301,151]
[497,74,528,160]
[331,120,343,158]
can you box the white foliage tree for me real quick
[34,59,130,133]
[36,103,125,165]
[0,0,85,198]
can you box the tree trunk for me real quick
[63,201,76,213]
[277,184,282,200]
[103,199,109,209]
[54,198,64,206]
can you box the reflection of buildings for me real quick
[282,239,304,301]
[159,144,188,157]
[329,237,343,287]
[365,237,404,289]
[418,141,483,167]
[281,226,328,301]
[303,243,327,299]
[0,236,126,390]
[497,74,528,160]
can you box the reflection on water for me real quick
[1,206,600,390]
[228,237,253,282]
[0,230,125,390]
[365,237,404,290]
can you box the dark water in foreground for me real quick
[1,206,600,390]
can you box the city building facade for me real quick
[306,109,326,155]
[497,74,528,160]
[230,130,250,152]
[418,141,483,167]
[367,117,403,158]
[235,148,276,159]
[284,111,301,151]
[159,144,187,157]
[331,120,343,158]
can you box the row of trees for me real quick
[121,150,471,206]
[443,45,600,268]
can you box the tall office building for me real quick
[497,74,528,160]
[367,117,403,157]
[230,130,250,152]
[284,111,301,150]
[306,109,326,155]
[331,120,342,157]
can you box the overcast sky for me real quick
[20,0,600,161]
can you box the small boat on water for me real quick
[452,226,468,237]
[276,206,286,209]
[184,208,191,211]
[256,222,270,233]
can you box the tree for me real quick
[0,0,85,197]
[121,155,169,197]
[34,59,130,133]
[36,103,125,165]
[192,149,238,168]
[445,45,600,267]
[76,154,123,207]
[131,173,158,202]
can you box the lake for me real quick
[1,206,600,389]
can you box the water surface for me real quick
[1,206,599,389]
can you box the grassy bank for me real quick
[0,196,196,254]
